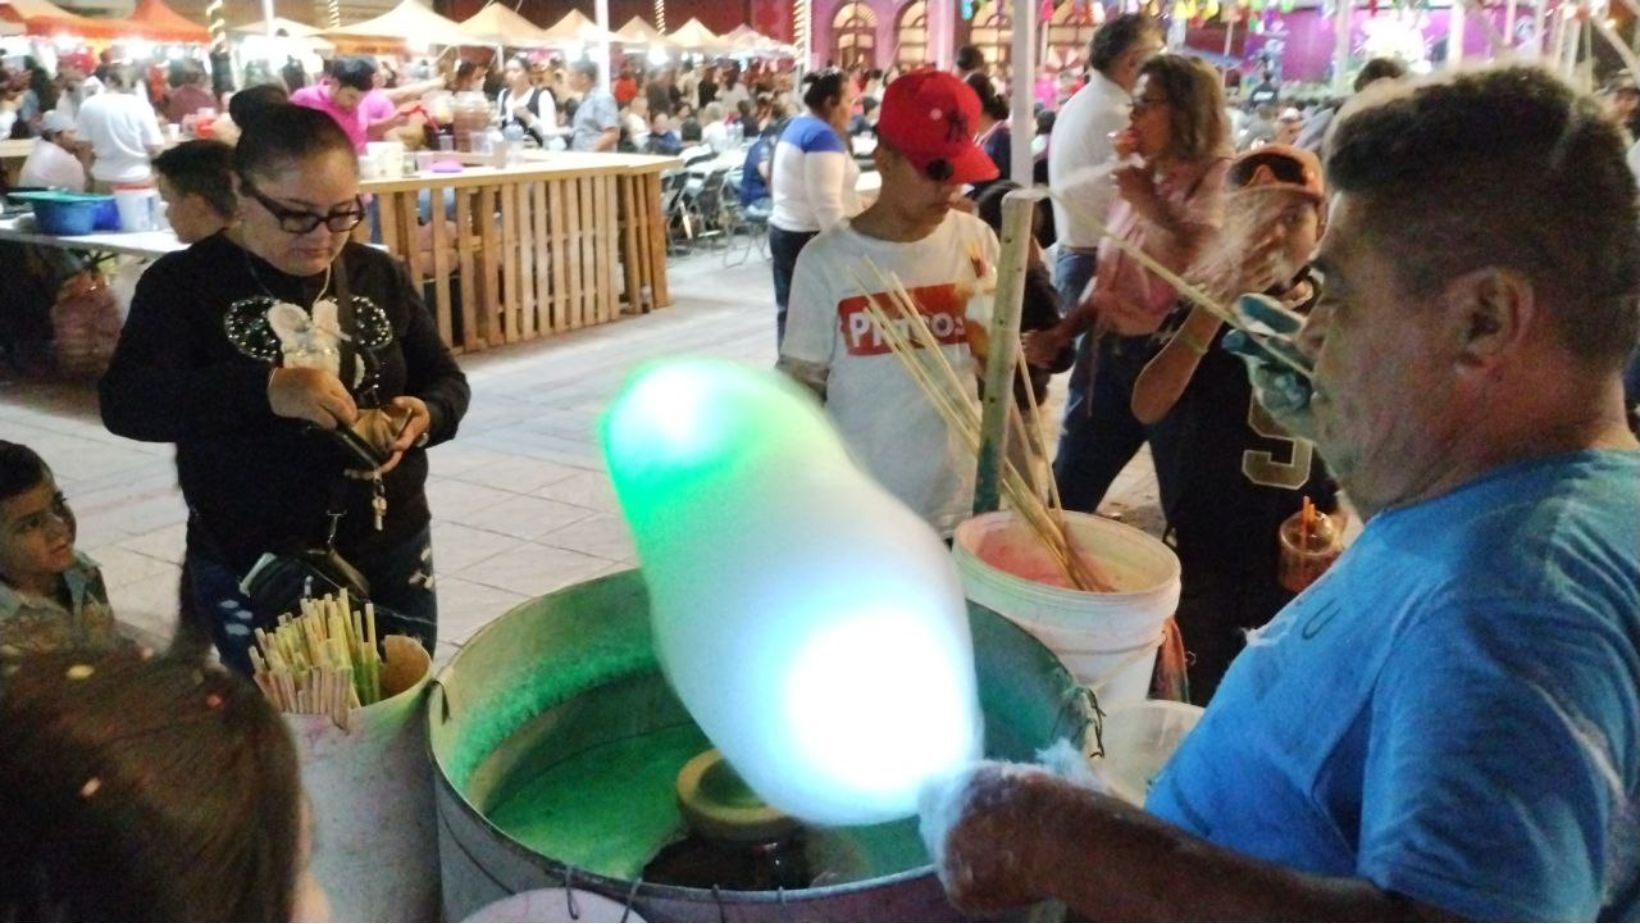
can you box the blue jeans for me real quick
[185,525,438,676]
[769,225,818,348]
[1050,247,1154,514]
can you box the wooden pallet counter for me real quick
[357,152,680,354]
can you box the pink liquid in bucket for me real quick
[970,530,1122,591]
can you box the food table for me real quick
[0,214,186,260]
[357,152,680,354]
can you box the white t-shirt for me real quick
[18,139,87,191]
[779,212,1000,534]
[1048,70,1131,250]
[77,91,163,184]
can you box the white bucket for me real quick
[1094,700,1204,806]
[289,662,438,922]
[952,511,1181,708]
[113,188,156,232]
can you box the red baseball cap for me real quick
[876,69,999,185]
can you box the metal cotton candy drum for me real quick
[427,569,1090,922]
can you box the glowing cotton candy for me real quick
[600,359,983,828]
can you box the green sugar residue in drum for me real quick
[485,724,713,880]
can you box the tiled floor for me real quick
[0,244,1160,667]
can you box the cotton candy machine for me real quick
[429,569,1090,922]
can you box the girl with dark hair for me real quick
[499,55,555,146]
[0,652,325,920]
[965,73,1012,200]
[100,104,469,676]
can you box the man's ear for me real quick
[1440,267,1536,371]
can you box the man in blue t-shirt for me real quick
[918,66,1640,921]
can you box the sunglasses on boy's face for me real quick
[240,179,366,235]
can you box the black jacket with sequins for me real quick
[100,233,471,573]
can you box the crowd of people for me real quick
[0,15,1637,921]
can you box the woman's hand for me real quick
[1113,166,1162,222]
[268,367,357,429]
[385,395,431,452]
[1023,323,1072,369]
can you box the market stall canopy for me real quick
[125,0,209,44]
[613,14,667,47]
[231,16,335,51]
[539,9,614,46]
[0,0,118,38]
[324,0,464,46]
[723,24,794,57]
[460,3,554,48]
[665,17,731,53]
[0,17,21,33]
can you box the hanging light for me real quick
[655,0,666,33]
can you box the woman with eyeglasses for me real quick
[100,105,470,676]
[1129,144,1339,703]
[1025,53,1232,516]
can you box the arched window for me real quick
[1045,0,1103,71]
[832,1,878,71]
[963,1,1012,81]
[894,1,929,71]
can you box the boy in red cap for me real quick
[778,70,1000,534]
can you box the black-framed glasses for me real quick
[1129,94,1170,115]
[240,179,365,235]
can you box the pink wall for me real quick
[1212,4,1540,84]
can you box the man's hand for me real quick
[919,762,1050,912]
[268,367,357,429]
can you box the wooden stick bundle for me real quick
[250,593,387,730]
[850,261,1115,593]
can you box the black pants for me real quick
[1052,331,1163,513]
[769,225,818,348]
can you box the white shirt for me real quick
[702,119,730,153]
[18,139,87,191]
[1048,70,1131,250]
[1627,138,1640,185]
[770,114,861,233]
[779,212,1000,534]
[77,90,163,184]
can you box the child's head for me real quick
[0,441,75,590]
[0,652,323,921]
[1193,145,1325,300]
[153,140,236,245]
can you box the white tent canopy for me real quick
[665,17,732,53]
[613,14,667,47]
[539,8,614,47]
[724,23,794,57]
[232,16,335,51]
[323,0,464,44]
[459,2,554,48]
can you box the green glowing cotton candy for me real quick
[600,359,983,827]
